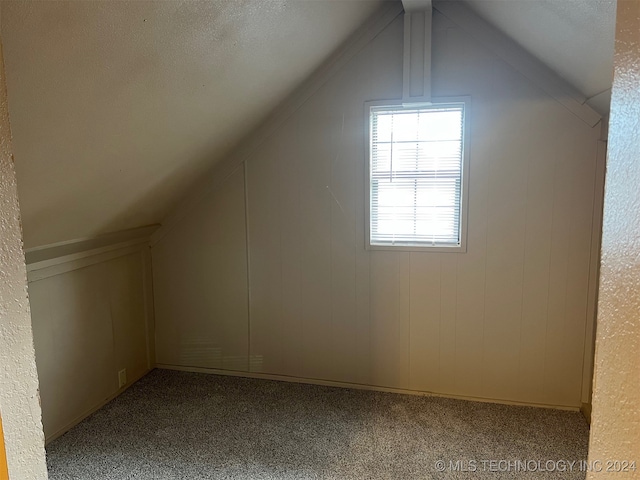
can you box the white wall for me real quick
[153,11,602,408]
[0,20,49,479]
[587,0,640,473]
[153,167,249,371]
[27,243,154,441]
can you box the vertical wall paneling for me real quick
[30,263,116,440]
[544,142,572,403]
[28,246,152,441]
[476,68,524,402]
[409,254,441,392]
[517,99,559,405]
[581,140,607,406]
[108,253,148,383]
[328,75,358,384]
[243,161,254,375]
[443,25,494,399]
[142,247,156,369]
[246,128,285,375]
[438,255,458,395]
[153,167,249,371]
[353,44,374,386]
[276,125,305,379]
[370,252,409,389]
[560,125,599,406]
[152,12,604,408]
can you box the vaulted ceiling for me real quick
[1,0,616,249]
[1,0,385,248]
[467,0,616,114]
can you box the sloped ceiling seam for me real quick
[434,0,601,127]
[150,2,404,246]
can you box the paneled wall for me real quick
[153,169,249,371]
[27,244,154,441]
[153,12,602,408]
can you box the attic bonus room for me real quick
[0,0,639,479]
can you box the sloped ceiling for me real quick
[465,0,616,114]
[1,0,616,249]
[1,0,385,249]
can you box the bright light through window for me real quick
[368,102,467,249]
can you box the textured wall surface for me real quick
[587,0,640,476]
[0,32,49,480]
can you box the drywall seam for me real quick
[156,364,581,412]
[0,29,49,480]
[150,2,404,246]
[433,0,602,127]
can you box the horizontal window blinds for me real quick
[369,104,465,247]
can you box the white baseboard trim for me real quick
[156,363,580,412]
[44,369,152,445]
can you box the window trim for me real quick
[364,96,471,253]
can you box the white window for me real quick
[366,99,469,251]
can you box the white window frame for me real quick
[365,97,470,253]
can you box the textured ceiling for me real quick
[1,0,384,248]
[465,0,616,109]
[1,0,616,249]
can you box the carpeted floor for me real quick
[46,369,590,479]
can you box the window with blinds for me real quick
[367,102,467,249]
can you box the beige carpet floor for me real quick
[46,369,590,479]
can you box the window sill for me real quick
[366,244,467,253]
